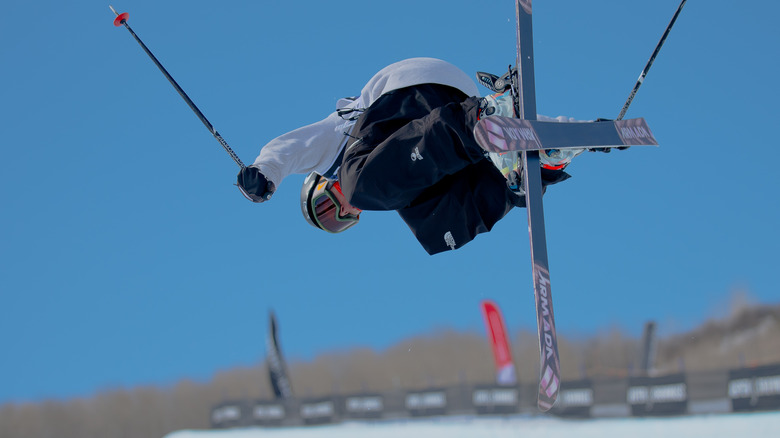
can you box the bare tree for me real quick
[2,302,778,438]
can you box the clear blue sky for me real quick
[1,0,778,404]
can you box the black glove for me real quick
[237,166,275,203]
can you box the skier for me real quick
[237,57,592,255]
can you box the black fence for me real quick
[728,363,780,412]
[211,362,780,428]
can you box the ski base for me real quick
[474,117,658,153]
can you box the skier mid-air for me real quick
[237,58,609,255]
[112,0,683,410]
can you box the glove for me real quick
[589,118,628,152]
[237,166,275,203]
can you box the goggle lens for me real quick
[310,182,359,233]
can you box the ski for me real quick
[512,0,561,412]
[478,0,682,412]
[474,117,658,153]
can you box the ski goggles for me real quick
[308,179,360,234]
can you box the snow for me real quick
[164,412,780,438]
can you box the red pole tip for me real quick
[113,12,129,27]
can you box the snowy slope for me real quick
[165,412,780,438]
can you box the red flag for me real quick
[480,300,517,385]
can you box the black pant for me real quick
[337,84,521,255]
[338,84,491,209]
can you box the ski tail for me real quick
[533,264,560,410]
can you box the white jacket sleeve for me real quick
[251,111,349,189]
[251,58,478,189]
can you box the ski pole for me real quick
[617,0,687,120]
[109,6,246,169]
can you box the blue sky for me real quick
[1,0,778,403]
